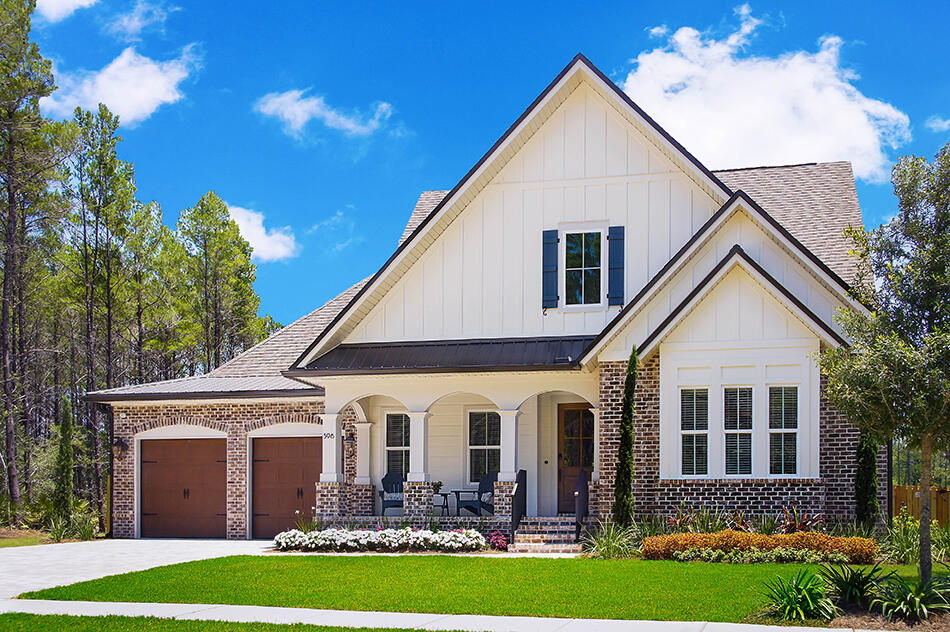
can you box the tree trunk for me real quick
[2,133,21,508]
[920,432,933,583]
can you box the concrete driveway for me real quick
[0,538,271,599]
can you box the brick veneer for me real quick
[403,481,433,516]
[493,481,515,519]
[112,400,325,539]
[315,481,345,519]
[595,354,881,521]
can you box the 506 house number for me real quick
[323,432,335,439]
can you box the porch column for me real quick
[320,413,343,483]
[353,422,372,485]
[406,411,429,482]
[591,407,601,482]
[498,410,520,482]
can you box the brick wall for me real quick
[596,354,877,521]
[404,481,433,517]
[112,400,325,539]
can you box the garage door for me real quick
[140,439,227,538]
[252,437,322,539]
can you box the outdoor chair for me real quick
[455,471,497,516]
[378,472,405,515]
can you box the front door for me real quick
[557,403,594,514]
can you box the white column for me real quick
[590,407,601,481]
[320,412,343,483]
[407,411,429,482]
[354,422,372,485]
[498,409,520,482]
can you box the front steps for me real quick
[507,516,587,554]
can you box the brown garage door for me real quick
[252,437,322,539]
[140,439,226,538]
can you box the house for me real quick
[88,54,885,545]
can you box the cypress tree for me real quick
[52,396,74,519]
[855,430,880,527]
[612,345,638,526]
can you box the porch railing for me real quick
[574,468,590,542]
[510,468,527,541]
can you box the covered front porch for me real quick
[311,371,601,524]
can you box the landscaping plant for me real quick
[870,576,950,621]
[486,531,508,551]
[777,506,821,534]
[761,569,839,621]
[583,520,637,558]
[820,563,894,608]
[642,529,877,563]
[273,526,487,552]
[612,345,637,526]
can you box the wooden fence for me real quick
[893,485,950,525]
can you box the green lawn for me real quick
[0,529,47,548]
[0,614,433,632]
[20,555,923,623]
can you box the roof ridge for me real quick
[713,162,820,173]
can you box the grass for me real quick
[0,614,433,632]
[20,555,924,623]
[0,527,48,548]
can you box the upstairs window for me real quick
[724,387,753,475]
[565,232,601,305]
[769,386,798,475]
[385,413,410,476]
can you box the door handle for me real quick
[183,488,187,499]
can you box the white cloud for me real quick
[648,25,668,38]
[107,0,174,41]
[308,207,363,253]
[622,4,911,182]
[925,116,950,133]
[254,89,392,138]
[36,0,97,22]
[227,204,299,263]
[41,45,200,126]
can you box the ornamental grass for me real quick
[641,529,877,564]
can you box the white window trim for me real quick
[383,411,411,477]
[767,384,799,477]
[679,387,709,478]
[465,408,501,485]
[723,385,754,478]
[558,220,608,312]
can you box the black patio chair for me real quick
[456,471,497,516]
[378,472,405,515]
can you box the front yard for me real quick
[0,527,48,548]
[20,555,923,623]
[0,614,429,632]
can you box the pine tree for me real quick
[612,345,638,526]
[52,396,73,518]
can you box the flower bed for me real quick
[273,526,488,552]
[641,529,877,564]
[672,546,849,564]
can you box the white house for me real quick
[89,54,882,548]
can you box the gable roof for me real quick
[85,279,368,402]
[290,53,736,369]
[713,162,862,282]
[400,191,448,246]
[637,244,847,358]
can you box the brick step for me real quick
[514,533,578,544]
[515,526,578,535]
[507,542,583,554]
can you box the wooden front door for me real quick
[140,439,227,538]
[251,437,322,539]
[557,404,595,514]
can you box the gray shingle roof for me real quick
[712,161,863,283]
[399,190,448,246]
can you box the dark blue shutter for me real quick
[607,225,624,306]
[542,229,558,308]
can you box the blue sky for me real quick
[33,0,950,325]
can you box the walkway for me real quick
[0,599,835,632]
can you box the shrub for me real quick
[486,531,508,551]
[761,569,839,621]
[871,576,950,621]
[820,563,894,607]
[674,546,848,564]
[48,515,68,542]
[777,506,821,534]
[641,529,877,564]
[881,507,948,563]
[583,520,637,559]
[273,527,487,552]
[70,511,98,540]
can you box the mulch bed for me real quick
[0,527,45,539]
[832,612,950,631]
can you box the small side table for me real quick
[434,491,451,516]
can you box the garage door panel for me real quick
[140,439,226,538]
[252,437,322,539]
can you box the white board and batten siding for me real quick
[657,266,821,480]
[345,83,719,344]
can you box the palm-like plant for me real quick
[871,577,950,621]
[762,569,840,621]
